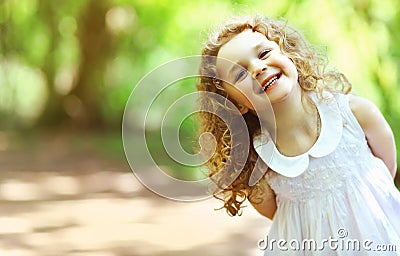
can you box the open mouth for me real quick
[262,73,282,92]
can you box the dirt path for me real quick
[0,131,270,256]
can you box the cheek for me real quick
[239,79,258,98]
[225,84,255,108]
[280,57,298,79]
[224,85,245,101]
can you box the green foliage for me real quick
[0,0,399,177]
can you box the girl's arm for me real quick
[349,95,397,178]
[249,176,277,220]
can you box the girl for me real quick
[196,16,400,255]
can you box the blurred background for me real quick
[0,0,399,255]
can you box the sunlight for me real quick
[0,58,48,126]
[0,179,41,201]
[105,6,137,34]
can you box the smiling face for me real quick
[216,29,299,111]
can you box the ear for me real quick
[237,104,249,115]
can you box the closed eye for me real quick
[259,50,271,59]
[235,69,248,83]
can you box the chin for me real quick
[268,85,293,104]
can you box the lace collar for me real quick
[253,91,343,177]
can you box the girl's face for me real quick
[216,29,299,111]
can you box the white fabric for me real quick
[254,92,400,255]
[253,91,343,177]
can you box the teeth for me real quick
[263,75,278,91]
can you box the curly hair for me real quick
[196,15,351,216]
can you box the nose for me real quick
[252,67,267,79]
[251,62,267,79]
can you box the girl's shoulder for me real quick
[315,90,356,115]
[326,91,382,126]
[314,90,363,133]
[327,91,388,142]
[346,94,385,132]
[319,90,379,117]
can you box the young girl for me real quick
[196,15,400,255]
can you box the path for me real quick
[0,131,271,256]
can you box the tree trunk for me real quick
[70,0,113,129]
[34,0,69,128]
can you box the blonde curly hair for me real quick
[196,15,351,216]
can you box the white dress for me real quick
[253,92,400,255]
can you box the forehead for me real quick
[219,30,268,58]
[216,30,274,74]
